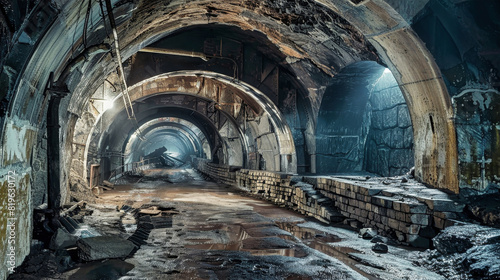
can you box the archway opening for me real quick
[316,61,414,176]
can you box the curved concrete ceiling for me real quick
[2,0,477,210]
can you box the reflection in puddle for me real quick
[277,222,378,280]
[276,222,341,243]
[184,224,309,258]
[68,259,134,280]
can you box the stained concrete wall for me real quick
[453,89,500,193]
[411,0,500,194]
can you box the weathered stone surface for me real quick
[359,228,377,239]
[77,236,136,261]
[372,242,388,253]
[49,229,78,250]
[462,243,500,279]
[69,170,96,203]
[425,199,464,212]
[433,225,478,254]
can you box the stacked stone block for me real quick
[236,169,344,223]
[192,158,237,185]
[193,159,465,248]
[236,169,293,206]
[312,177,464,248]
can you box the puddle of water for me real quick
[186,242,308,258]
[68,259,134,280]
[184,224,309,258]
[276,222,378,280]
[276,222,341,243]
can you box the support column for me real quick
[46,72,69,225]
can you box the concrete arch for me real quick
[0,0,458,199]
[110,71,297,172]
[310,1,459,193]
[123,119,206,163]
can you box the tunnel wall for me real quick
[316,63,414,177]
[409,0,500,195]
[452,89,500,193]
[316,74,370,174]
[365,73,414,177]
[195,159,464,248]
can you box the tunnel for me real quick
[1,0,500,279]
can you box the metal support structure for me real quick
[46,72,69,228]
[104,0,149,142]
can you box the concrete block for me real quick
[408,224,421,235]
[372,196,395,208]
[77,236,135,261]
[422,198,464,213]
[410,214,430,226]
[388,218,399,229]
[433,211,457,219]
[395,211,406,221]
[387,209,396,219]
[433,216,445,229]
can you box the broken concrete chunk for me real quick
[77,236,136,261]
[423,198,465,212]
[49,228,78,250]
[358,228,376,239]
[372,242,388,253]
[370,235,388,244]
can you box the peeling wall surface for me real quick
[453,89,500,193]
[0,0,499,277]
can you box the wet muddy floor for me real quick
[47,168,445,279]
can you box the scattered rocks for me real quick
[370,235,388,244]
[433,225,477,254]
[420,224,500,279]
[77,236,136,261]
[372,242,388,253]
[358,228,376,239]
[465,193,500,228]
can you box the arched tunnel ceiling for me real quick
[58,0,380,118]
[123,118,206,162]
[99,100,222,158]
[3,1,500,278]
[7,0,499,198]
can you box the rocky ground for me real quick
[8,167,499,279]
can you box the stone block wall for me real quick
[365,73,414,176]
[309,177,464,248]
[192,158,238,185]
[194,159,464,248]
[236,169,344,224]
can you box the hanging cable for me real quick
[104,0,150,144]
[98,0,109,38]
[104,0,135,120]
[83,0,92,48]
